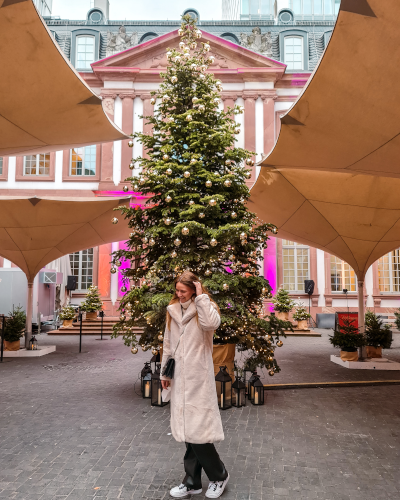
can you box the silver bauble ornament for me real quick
[234,128,240,134]
[178,28,184,36]
[209,56,215,63]
[198,104,205,111]
[231,212,237,219]
[190,42,197,49]
[150,98,156,105]
[225,159,232,166]
[210,238,217,247]
[174,238,182,246]
[121,286,127,293]
[165,218,172,225]
[128,139,134,147]
[131,346,138,354]
[184,171,190,178]
[166,50,172,58]
[268,370,275,376]
[182,227,189,235]
[199,74,206,80]
[179,41,185,49]
[110,267,116,274]
[191,64,197,70]
[162,95,170,103]
[223,283,229,291]
[142,236,148,244]
[199,213,205,218]
[129,161,135,170]
[245,158,252,166]
[224,179,231,187]
[115,260,122,267]
[149,238,155,246]
[196,29,202,38]
[205,270,211,276]
[133,184,138,190]
[151,348,158,356]
[123,185,129,192]
[209,199,217,206]
[163,154,169,160]
[205,180,212,187]
[166,168,172,175]
[171,250,177,258]
[277,340,283,347]
[166,195,172,203]
[186,114,193,121]
[190,158,197,165]
[245,171,252,179]
[189,200,195,206]
[204,43,210,52]
[111,217,118,224]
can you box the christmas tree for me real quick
[329,318,366,350]
[80,285,103,312]
[111,14,286,373]
[271,287,295,313]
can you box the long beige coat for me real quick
[160,294,224,444]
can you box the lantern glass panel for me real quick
[247,371,258,400]
[143,372,152,398]
[29,336,38,350]
[151,365,169,407]
[232,377,246,407]
[215,366,233,410]
[252,378,265,406]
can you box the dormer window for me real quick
[76,36,95,70]
[284,36,304,70]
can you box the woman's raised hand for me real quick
[193,281,202,296]
[161,380,170,389]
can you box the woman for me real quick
[160,271,230,499]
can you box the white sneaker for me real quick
[170,483,202,498]
[205,473,230,498]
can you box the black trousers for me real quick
[182,442,228,490]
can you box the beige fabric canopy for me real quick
[252,0,400,281]
[0,197,130,282]
[0,0,127,156]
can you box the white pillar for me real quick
[111,242,119,305]
[25,281,34,349]
[255,96,264,179]
[317,249,326,307]
[113,96,123,186]
[3,259,11,268]
[358,279,366,360]
[133,96,144,177]
[365,266,374,307]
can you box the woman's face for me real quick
[175,282,195,303]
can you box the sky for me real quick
[51,0,222,21]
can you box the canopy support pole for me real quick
[357,279,366,360]
[25,281,34,349]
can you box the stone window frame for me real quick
[70,29,100,70]
[282,240,310,293]
[62,146,101,182]
[15,153,56,181]
[0,156,8,181]
[279,29,309,71]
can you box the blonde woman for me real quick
[160,271,229,499]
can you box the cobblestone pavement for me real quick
[0,331,399,500]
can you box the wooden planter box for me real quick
[4,340,20,351]
[85,311,98,320]
[61,319,74,328]
[297,319,308,330]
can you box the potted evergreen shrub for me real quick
[365,311,392,358]
[59,304,76,328]
[271,287,295,321]
[3,306,26,351]
[292,300,311,330]
[329,318,366,361]
[80,285,103,320]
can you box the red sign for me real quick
[337,312,358,329]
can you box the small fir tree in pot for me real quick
[292,300,311,330]
[329,318,366,362]
[59,305,76,328]
[271,287,295,321]
[80,285,103,320]
[365,311,392,358]
[3,306,26,351]
[110,14,289,375]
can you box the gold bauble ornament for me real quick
[166,195,172,203]
[245,171,252,179]
[178,28,184,36]
[171,250,177,258]
[128,139,134,147]
[192,97,199,104]
[240,232,247,239]
[111,217,118,224]
[225,159,232,166]
[191,63,197,71]
[162,95,170,103]
[142,345,148,352]
[115,260,122,267]
[277,340,283,347]
[163,154,169,160]
[231,212,237,219]
[268,355,274,362]
[186,114,193,121]
[131,347,138,354]
[182,227,189,235]
[190,158,197,165]
[205,270,211,276]
[133,184,139,190]
[262,287,267,294]
[214,98,219,105]
[166,50,172,58]
[224,179,231,187]
[158,334,164,341]
[245,158,252,166]
[142,236,148,244]
[204,43,210,52]
[121,286,127,293]
[268,370,275,376]
[196,29,202,38]
[210,238,217,247]
[234,128,240,134]
[129,161,135,170]
[190,42,197,49]
[198,104,205,112]
[183,52,190,59]
[199,74,206,80]
[209,199,217,206]
[223,283,229,291]
[171,76,178,83]
[123,186,129,192]
[110,267,116,274]
[165,218,172,225]
[149,238,155,246]
[229,254,235,261]
[184,171,190,178]
[199,212,205,218]
[179,41,185,49]
[189,200,195,206]
[129,232,135,238]
[205,180,212,187]
[166,168,172,175]
[174,238,182,246]
[150,98,156,105]
[120,314,125,321]
[209,56,215,64]
[151,348,158,356]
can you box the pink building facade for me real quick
[0,29,399,322]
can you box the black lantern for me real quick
[141,362,152,398]
[215,366,232,410]
[251,376,265,406]
[247,371,258,400]
[150,352,161,373]
[232,376,246,408]
[151,364,169,407]
[243,369,253,397]
[29,335,38,351]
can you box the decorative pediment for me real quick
[92,29,286,75]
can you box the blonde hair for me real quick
[166,271,219,330]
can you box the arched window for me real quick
[139,32,159,44]
[284,36,304,70]
[220,33,240,44]
[76,36,95,70]
[282,240,310,292]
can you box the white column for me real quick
[365,265,374,307]
[55,150,63,185]
[317,249,326,307]
[111,242,119,305]
[133,96,144,177]
[25,281,34,349]
[113,96,123,186]
[234,97,245,149]
[255,96,264,179]
[358,279,366,360]
[7,156,16,187]
[3,259,12,268]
